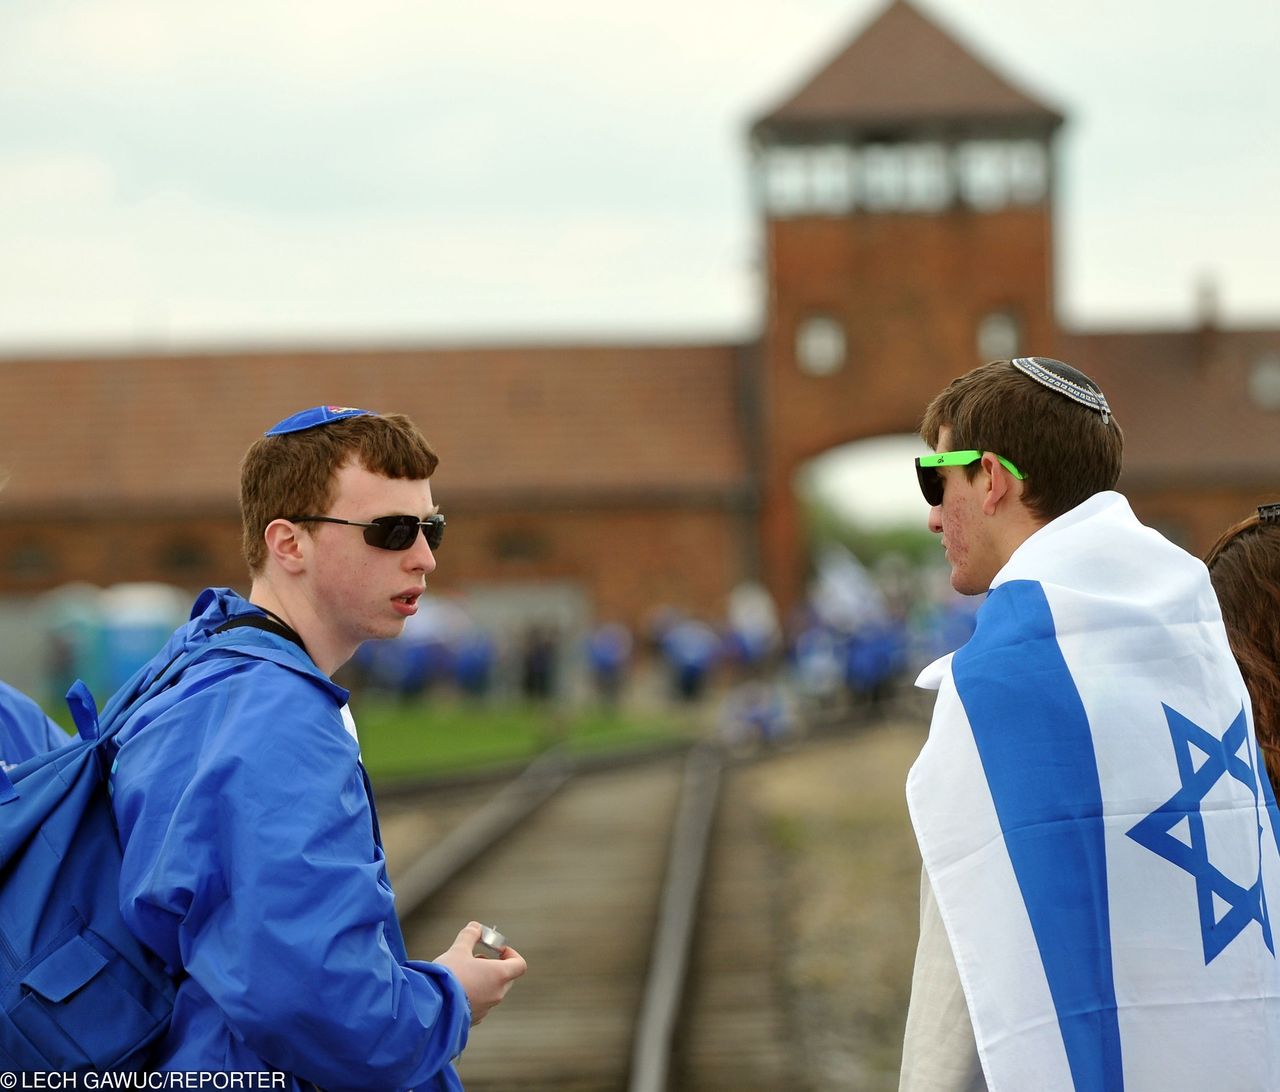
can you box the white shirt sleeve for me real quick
[339,703,359,744]
[899,866,987,1092]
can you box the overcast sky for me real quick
[1,0,1277,357]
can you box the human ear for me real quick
[980,452,1012,516]
[263,519,307,574]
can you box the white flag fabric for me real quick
[908,491,1280,1091]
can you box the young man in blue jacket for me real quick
[109,405,526,1088]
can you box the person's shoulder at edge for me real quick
[0,676,70,763]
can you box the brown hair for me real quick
[239,413,438,574]
[919,360,1124,522]
[1205,512,1280,798]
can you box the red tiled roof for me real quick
[1059,328,1280,485]
[754,0,1063,142]
[5,329,1276,521]
[0,343,752,515]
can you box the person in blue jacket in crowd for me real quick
[0,678,67,769]
[109,405,526,1087]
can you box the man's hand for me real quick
[435,921,528,1025]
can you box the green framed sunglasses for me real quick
[915,451,1025,507]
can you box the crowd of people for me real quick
[303,558,979,736]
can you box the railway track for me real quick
[379,744,798,1091]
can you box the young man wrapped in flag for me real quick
[900,358,1280,1091]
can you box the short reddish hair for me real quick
[239,413,437,575]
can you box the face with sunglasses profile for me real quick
[917,427,1032,597]
[261,461,441,674]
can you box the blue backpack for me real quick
[0,634,237,1071]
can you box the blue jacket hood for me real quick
[148,587,347,705]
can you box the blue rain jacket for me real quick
[110,588,469,1089]
[0,679,68,768]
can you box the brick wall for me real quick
[0,502,752,633]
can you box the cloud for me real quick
[0,152,117,206]
[0,0,1276,349]
[0,177,757,348]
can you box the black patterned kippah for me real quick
[1011,357,1112,423]
[1259,503,1280,524]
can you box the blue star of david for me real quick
[1126,703,1273,964]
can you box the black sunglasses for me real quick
[287,513,445,551]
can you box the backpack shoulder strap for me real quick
[213,612,307,654]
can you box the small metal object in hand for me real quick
[475,925,507,958]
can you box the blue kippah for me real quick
[265,406,375,436]
[1011,357,1112,423]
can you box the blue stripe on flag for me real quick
[953,579,1122,1092]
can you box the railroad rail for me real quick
[379,741,797,1090]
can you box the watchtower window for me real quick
[902,144,951,210]
[959,141,1048,210]
[977,309,1022,361]
[861,146,905,210]
[810,146,853,213]
[1009,142,1049,204]
[796,314,847,376]
[760,139,1048,216]
[761,147,810,216]
[959,143,1006,209]
[1249,353,1280,411]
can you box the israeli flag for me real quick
[908,492,1280,1091]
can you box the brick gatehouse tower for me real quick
[748,0,1063,608]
